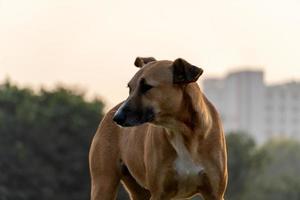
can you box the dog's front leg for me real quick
[89,133,121,200]
[149,194,169,200]
[202,196,225,200]
[90,173,120,200]
[200,191,225,200]
[149,189,177,200]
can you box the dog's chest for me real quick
[174,152,202,178]
[169,133,204,196]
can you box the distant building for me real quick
[202,69,300,143]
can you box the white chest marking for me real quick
[169,134,203,177]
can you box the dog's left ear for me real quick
[173,58,203,84]
[134,57,156,68]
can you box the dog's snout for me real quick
[113,111,126,125]
[113,102,155,127]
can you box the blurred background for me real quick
[1,0,300,199]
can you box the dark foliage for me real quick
[0,81,105,200]
[225,132,267,200]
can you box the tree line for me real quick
[0,81,299,200]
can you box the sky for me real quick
[1,0,300,109]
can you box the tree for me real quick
[242,139,300,200]
[0,81,105,199]
[225,132,267,200]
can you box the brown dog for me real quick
[89,57,227,200]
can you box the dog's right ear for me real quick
[134,57,156,68]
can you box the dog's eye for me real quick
[141,83,153,93]
[140,79,153,94]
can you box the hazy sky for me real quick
[1,0,300,108]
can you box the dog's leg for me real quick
[149,191,175,200]
[90,171,121,200]
[90,151,121,200]
[121,172,151,200]
[89,130,121,200]
[200,192,225,200]
[149,195,169,200]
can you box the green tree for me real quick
[0,81,105,200]
[242,139,300,200]
[225,132,267,200]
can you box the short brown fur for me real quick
[89,58,227,200]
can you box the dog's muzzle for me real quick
[113,103,154,127]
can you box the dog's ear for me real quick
[173,58,203,84]
[134,57,156,68]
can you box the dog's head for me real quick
[113,57,203,127]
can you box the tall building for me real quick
[202,69,300,143]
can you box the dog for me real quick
[89,57,227,200]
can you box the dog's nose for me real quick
[113,112,126,125]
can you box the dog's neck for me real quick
[164,83,212,139]
[182,83,212,133]
[162,83,211,176]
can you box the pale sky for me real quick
[1,0,300,109]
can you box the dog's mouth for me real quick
[118,117,153,127]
